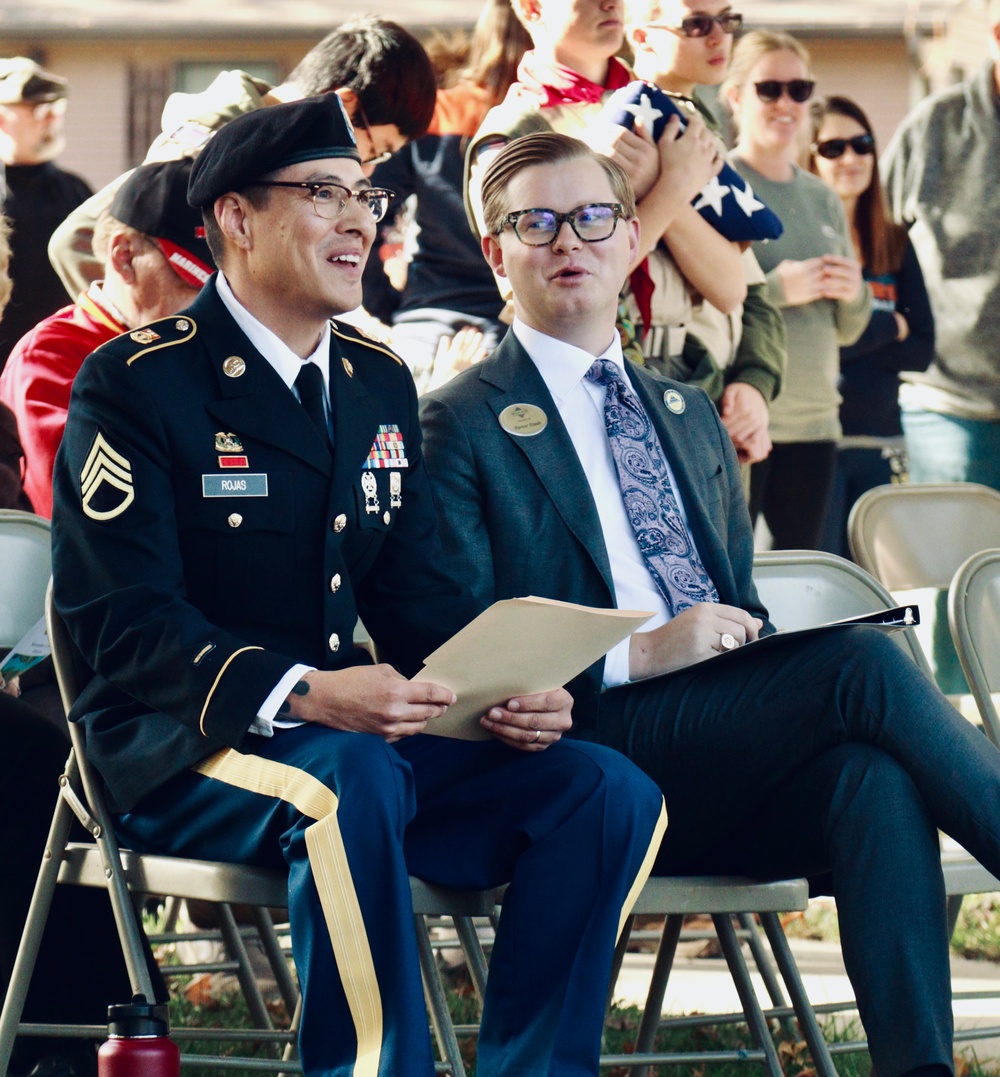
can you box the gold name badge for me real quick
[498,403,548,437]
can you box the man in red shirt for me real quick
[0,156,211,516]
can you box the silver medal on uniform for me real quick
[389,471,402,509]
[362,470,379,514]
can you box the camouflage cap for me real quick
[0,57,68,105]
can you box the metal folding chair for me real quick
[949,548,1000,748]
[0,585,498,1076]
[848,483,1000,595]
[0,509,51,650]
[848,481,1000,699]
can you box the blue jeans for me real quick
[902,407,1000,488]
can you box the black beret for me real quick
[112,159,214,287]
[187,94,361,209]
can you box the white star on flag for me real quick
[732,180,765,217]
[622,92,664,133]
[694,174,730,217]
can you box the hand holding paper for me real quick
[413,597,654,740]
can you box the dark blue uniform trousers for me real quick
[115,726,665,1077]
[598,626,1000,1077]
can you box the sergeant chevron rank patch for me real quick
[81,432,135,521]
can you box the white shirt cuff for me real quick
[602,638,632,689]
[248,663,315,735]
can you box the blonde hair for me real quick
[721,30,812,130]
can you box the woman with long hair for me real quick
[723,31,871,549]
[809,95,934,556]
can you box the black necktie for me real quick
[295,361,331,448]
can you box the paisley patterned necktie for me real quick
[586,358,719,615]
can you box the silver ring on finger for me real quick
[530,728,541,744]
[720,632,739,652]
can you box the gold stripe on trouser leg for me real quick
[616,799,668,942]
[194,748,383,1077]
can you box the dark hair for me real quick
[809,94,906,277]
[461,0,532,113]
[200,186,271,267]
[288,16,436,140]
[482,132,636,235]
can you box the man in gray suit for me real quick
[421,131,1000,1077]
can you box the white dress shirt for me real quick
[513,319,707,688]
[216,274,328,732]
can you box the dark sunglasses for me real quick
[812,133,876,159]
[663,12,743,37]
[753,79,815,104]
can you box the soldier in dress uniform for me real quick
[50,93,666,1077]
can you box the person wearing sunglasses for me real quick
[723,30,871,550]
[808,95,934,560]
[625,0,787,473]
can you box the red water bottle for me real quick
[98,994,180,1077]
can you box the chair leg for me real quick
[713,913,785,1076]
[278,993,303,1077]
[759,912,838,1077]
[452,916,489,1003]
[251,907,299,1019]
[740,913,797,1041]
[633,913,684,1061]
[739,913,787,1008]
[947,894,963,938]
[217,903,273,1031]
[605,913,634,1016]
[0,792,77,1075]
[414,914,466,1077]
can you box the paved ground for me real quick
[614,924,1000,1066]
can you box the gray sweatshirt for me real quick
[882,59,1000,421]
[731,159,871,443]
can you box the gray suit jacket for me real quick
[420,329,771,735]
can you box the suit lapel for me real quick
[481,334,615,595]
[195,288,331,476]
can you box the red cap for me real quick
[155,238,213,288]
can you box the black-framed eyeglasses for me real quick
[496,203,624,246]
[753,79,815,104]
[251,181,395,222]
[354,97,394,168]
[646,11,742,37]
[812,133,876,159]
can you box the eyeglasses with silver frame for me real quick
[251,181,394,222]
[496,203,625,246]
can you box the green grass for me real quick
[953,894,1000,963]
